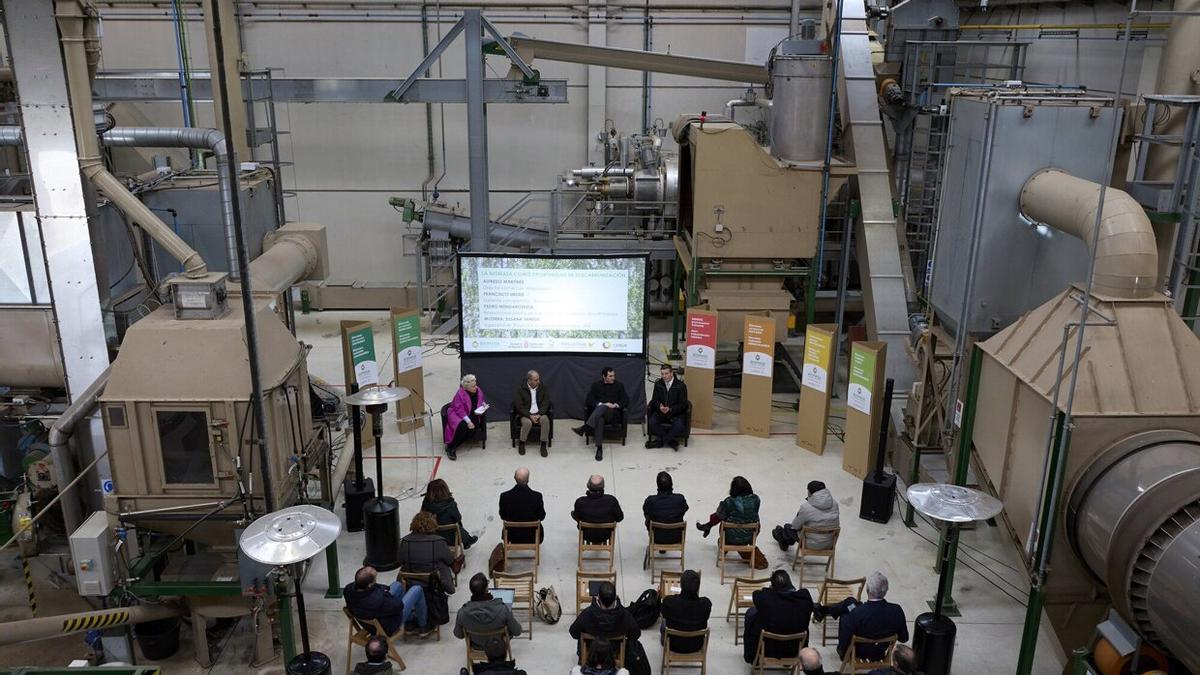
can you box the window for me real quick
[106,404,127,429]
[156,410,214,485]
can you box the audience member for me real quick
[572,475,625,544]
[353,636,393,674]
[343,565,430,637]
[397,511,457,593]
[514,370,552,457]
[569,582,641,651]
[422,478,479,549]
[643,471,689,545]
[574,366,630,461]
[444,374,488,460]
[499,467,546,544]
[742,570,814,663]
[646,364,689,450]
[454,573,523,648]
[816,571,908,662]
[800,647,829,675]
[460,636,528,674]
[773,480,840,551]
[660,569,711,654]
[569,637,630,675]
[697,476,763,567]
[867,644,924,675]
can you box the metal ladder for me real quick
[243,68,292,226]
[903,111,950,295]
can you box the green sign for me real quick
[847,345,876,414]
[393,313,423,374]
[348,325,379,386]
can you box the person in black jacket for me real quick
[343,566,431,637]
[574,366,630,461]
[867,644,924,675]
[572,474,624,544]
[569,582,641,650]
[498,467,546,545]
[800,647,830,675]
[743,570,814,663]
[817,571,908,662]
[513,370,552,457]
[422,478,478,549]
[646,364,689,450]
[643,471,688,545]
[353,636,393,674]
[660,569,711,654]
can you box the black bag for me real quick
[422,541,452,626]
[628,588,661,629]
[624,639,652,675]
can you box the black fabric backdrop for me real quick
[457,354,648,425]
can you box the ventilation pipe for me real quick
[55,1,207,278]
[1147,0,1200,179]
[247,227,322,293]
[1019,168,1159,298]
[46,366,111,537]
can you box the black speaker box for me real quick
[859,471,897,524]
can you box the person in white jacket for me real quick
[773,481,840,551]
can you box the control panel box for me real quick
[69,511,115,597]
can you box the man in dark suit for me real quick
[817,571,909,662]
[660,569,710,654]
[572,474,624,544]
[573,366,629,461]
[513,370,551,457]
[643,471,688,546]
[867,644,924,675]
[498,467,545,545]
[646,364,689,450]
[742,569,814,663]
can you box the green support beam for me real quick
[668,250,683,360]
[276,573,297,664]
[324,538,342,599]
[125,580,243,598]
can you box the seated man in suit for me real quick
[573,366,629,461]
[643,471,688,546]
[742,569,814,664]
[868,644,923,675]
[514,370,551,457]
[498,467,546,545]
[646,364,689,450]
[568,581,641,652]
[817,571,909,662]
[572,474,624,544]
[343,565,432,637]
[354,636,393,674]
[660,569,711,654]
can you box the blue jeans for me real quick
[389,581,429,629]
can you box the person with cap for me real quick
[773,480,840,551]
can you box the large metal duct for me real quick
[1147,0,1200,179]
[0,603,182,646]
[1066,430,1200,674]
[1019,168,1159,298]
[46,365,111,537]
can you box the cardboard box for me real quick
[701,288,792,343]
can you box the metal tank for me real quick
[768,51,832,163]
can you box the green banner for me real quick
[847,344,876,414]
[348,325,379,386]
[393,313,423,374]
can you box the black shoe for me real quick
[446,447,457,461]
[572,425,587,437]
[645,438,662,449]
[540,442,548,457]
[668,440,680,451]
[595,447,603,461]
[696,521,713,538]
[518,441,526,455]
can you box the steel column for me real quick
[464,10,490,252]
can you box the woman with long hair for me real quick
[421,478,478,549]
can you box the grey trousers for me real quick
[518,415,551,442]
[585,405,621,446]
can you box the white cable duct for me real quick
[1019,168,1160,298]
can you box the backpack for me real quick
[628,588,661,629]
[624,639,652,675]
[533,586,561,624]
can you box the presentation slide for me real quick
[459,255,647,354]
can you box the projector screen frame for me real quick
[456,252,651,358]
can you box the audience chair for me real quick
[575,570,617,614]
[657,569,701,600]
[395,570,441,641]
[817,577,865,646]
[584,408,629,447]
[792,525,840,588]
[342,607,406,673]
[508,402,554,448]
[577,521,618,571]
[462,628,512,671]
[440,402,487,450]
[579,632,627,668]
[726,576,770,646]
[436,523,465,585]
[752,630,808,674]
[839,634,899,673]
[717,520,761,584]
[663,627,710,674]
[642,400,692,447]
[501,520,542,581]
[492,571,536,640]
[646,521,687,581]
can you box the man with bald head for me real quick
[499,467,545,544]
[572,474,624,544]
[800,647,829,674]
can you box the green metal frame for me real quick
[124,580,243,598]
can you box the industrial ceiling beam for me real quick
[504,36,770,84]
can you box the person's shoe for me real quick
[446,447,457,461]
[518,441,526,455]
[412,624,436,638]
[668,440,680,451]
[645,438,662,449]
[595,446,603,461]
[811,604,827,623]
[572,425,587,437]
[696,521,713,538]
[539,442,548,457]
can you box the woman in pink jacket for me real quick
[443,373,487,460]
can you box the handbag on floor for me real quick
[488,543,505,576]
[533,586,562,624]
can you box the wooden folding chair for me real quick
[717,521,761,584]
[792,525,840,588]
[462,628,512,670]
[579,632,627,668]
[839,634,899,673]
[658,569,702,599]
[725,575,769,645]
[342,608,406,673]
[646,521,687,581]
[663,627,710,674]
[395,570,441,641]
[817,577,865,646]
[437,523,465,584]
[502,520,542,581]
[753,630,808,674]
[576,569,617,614]
[492,571,536,640]
[577,521,617,571]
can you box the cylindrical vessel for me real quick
[768,54,832,163]
[362,496,401,571]
[913,612,957,675]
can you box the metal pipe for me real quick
[0,604,183,647]
[119,500,227,518]
[506,36,770,84]
[247,230,319,293]
[1147,0,1200,179]
[46,366,111,536]
[807,1,845,325]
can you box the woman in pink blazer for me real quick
[443,373,487,460]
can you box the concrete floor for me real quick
[0,310,1067,674]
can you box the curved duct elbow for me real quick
[248,234,318,294]
[1019,168,1159,298]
